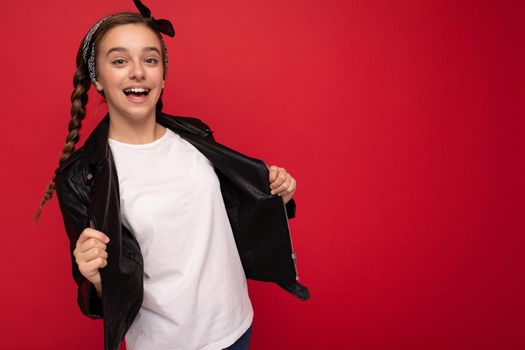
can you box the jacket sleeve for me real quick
[55,171,104,319]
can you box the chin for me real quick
[109,104,157,121]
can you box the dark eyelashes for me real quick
[111,58,159,65]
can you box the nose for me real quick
[130,61,145,80]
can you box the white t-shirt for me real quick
[108,128,253,350]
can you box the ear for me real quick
[94,80,103,92]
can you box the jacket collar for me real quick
[82,109,271,199]
[82,110,210,172]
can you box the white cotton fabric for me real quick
[107,127,253,350]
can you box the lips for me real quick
[122,87,152,105]
[123,87,151,96]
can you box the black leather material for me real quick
[277,281,311,301]
[54,110,309,350]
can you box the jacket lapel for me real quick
[156,113,273,200]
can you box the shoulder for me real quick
[180,115,212,129]
[56,146,85,178]
[181,116,213,134]
[55,146,91,207]
[159,112,214,138]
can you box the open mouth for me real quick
[123,87,151,96]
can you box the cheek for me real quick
[153,68,165,81]
[97,68,121,89]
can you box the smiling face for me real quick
[94,23,165,122]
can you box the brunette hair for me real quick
[33,12,168,223]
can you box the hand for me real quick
[267,164,296,204]
[74,228,110,294]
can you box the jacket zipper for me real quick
[281,199,299,280]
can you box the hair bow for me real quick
[133,0,175,37]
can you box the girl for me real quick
[34,1,309,349]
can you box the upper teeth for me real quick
[125,88,149,93]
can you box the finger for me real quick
[77,228,110,248]
[270,169,286,187]
[268,165,279,183]
[270,171,288,191]
[78,258,106,278]
[273,175,292,195]
[76,246,108,266]
[77,237,108,254]
[288,178,297,193]
[282,181,296,203]
[79,247,108,263]
[80,257,108,275]
[279,177,296,195]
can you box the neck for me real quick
[107,109,166,144]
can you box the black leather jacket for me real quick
[55,110,310,350]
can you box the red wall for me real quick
[2,0,523,349]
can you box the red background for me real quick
[1,0,524,349]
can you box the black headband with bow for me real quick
[133,0,175,37]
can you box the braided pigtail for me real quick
[33,55,91,223]
[34,12,171,223]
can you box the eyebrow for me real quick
[105,47,161,56]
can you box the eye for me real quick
[112,59,126,65]
[145,58,159,64]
